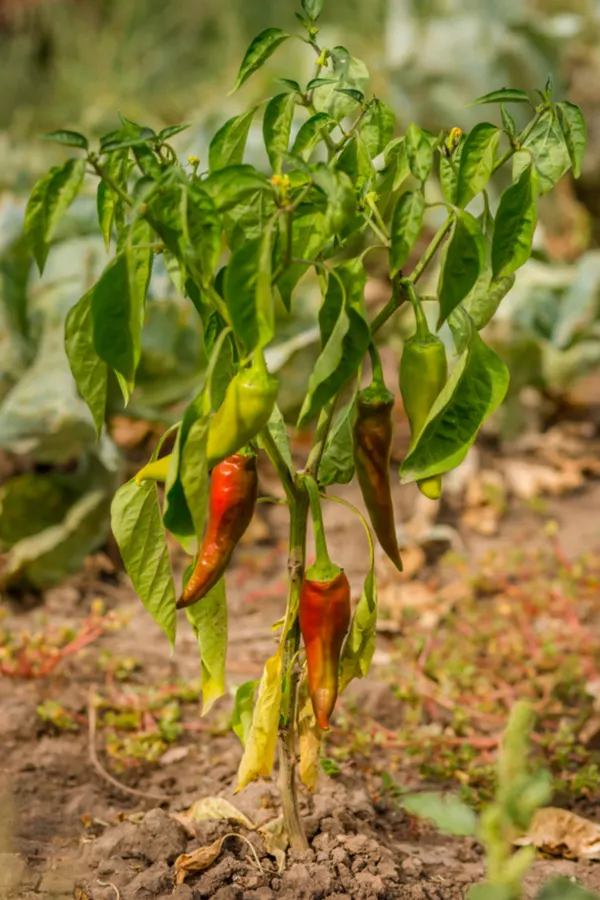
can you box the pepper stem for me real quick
[251,348,269,378]
[403,279,432,340]
[368,342,385,385]
[303,476,340,581]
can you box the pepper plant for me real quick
[23,0,586,850]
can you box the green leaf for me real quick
[335,87,364,104]
[229,28,290,94]
[311,165,356,236]
[319,397,357,486]
[536,877,600,900]
[209,107,259,172]
[158,123,191,140]
[278,78,302,93]
[186,579,228,715]
[456,123,501,208]
[467,886,513,900]
[64,292,108,437]
[185,182,222,280]
[462,273,516,330]
[437,211,486,327]
[298,261,369,427]
[25,158,87,273]
[276,206,328,309]
[306,77,337,91]
[257,405,293,470]
[312,48,369,122]
[202,165,272,213]
[301,0,324,18]
[401,792,477,837]
[501,105,517,138]
[513,109,571,194]
[292,112,337,161]
[405,123,435,182]
[97,180,115,251]
[111,480,177,647]
[336,135,374,186]
[439,142,463,205]
[492,163,538,279]
[359,99,395,159]
[133,143,163,180]
[232,681,259,746]
[237,650,283,789]
[90,221,153,393]
[339,568,377,691]
[224,218,275,351]
[263,92,296,172]
[42,129,88,150]
[390,190,425,275]
[556,101,587,179]
[469,88,530,105]
[399,311,509,483]
[376,138,410,203]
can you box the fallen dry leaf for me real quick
[174,836,227,883]
[513,807,600,860]
[461,469,506,536]
[503,459,583,500]
[258,817,288,873]
[183,797,255,830]
[159,746,190,767]
[377,582,450,632]
[378,543,426,583]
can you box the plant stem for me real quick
[88,155,133,208]
[306,398,337,477]
[278,483,309,851]
[491,106,546,174]
[368,342,384,383]
[370,275,409,335]
[409,214,454,285]
[259,426,295,503]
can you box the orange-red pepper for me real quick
[353,353,402,571]
[299,477,351,730]
[177,452,258,609]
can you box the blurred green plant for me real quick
[399,702,598,900]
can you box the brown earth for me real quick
[1,473,600,900]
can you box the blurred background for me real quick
[1,0,600,589]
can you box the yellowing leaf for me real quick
[297,676,322,792]
[184,796,255,829]
[236,650,283,790]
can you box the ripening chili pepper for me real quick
[400,289,448,500]
[135,455,172,486]
[353,350,402,571]
[177,452,258,609]
[206,350,278,468]
[134,351,277,486]
[299,477,351,730]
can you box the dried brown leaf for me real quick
[513,807,600,860]
[174,836,226,884]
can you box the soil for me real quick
[1,472,600,900]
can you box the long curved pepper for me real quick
[177,452,258,609]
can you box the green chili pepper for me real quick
[299,477,351,730]
[206,350,278,467]
[134,351,278,485]
[400,290,447,500]
[353,349,402,570]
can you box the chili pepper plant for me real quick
[23,0,586,850]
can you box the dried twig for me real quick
[87,689,173,802]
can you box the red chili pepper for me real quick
[177,452,258,609]
[353,350,402,571]
[299,477,351,730]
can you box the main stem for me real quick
[278,483,309,850]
